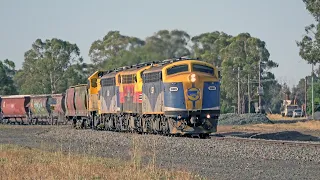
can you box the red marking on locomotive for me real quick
[120,84,135,103]
[134,92,142,103]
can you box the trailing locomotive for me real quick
[0,57,220,138]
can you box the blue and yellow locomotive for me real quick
[86,57,220,138]
[141,58,220,137]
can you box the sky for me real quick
[0,0,316,87]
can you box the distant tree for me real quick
[14,38,84,94]
[292,78,307,105]
[297,0,320,113]
[297,0,320,64]
[219,33,278,113]
[0,59,17,95]
[191,31,232,67]
[89,31,145,67]
[89,30,192,71]
[267,82,283,114]
[144,29,191,58]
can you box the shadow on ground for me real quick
[212,131,320,142]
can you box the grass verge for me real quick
[236,120,320,132]
[266,114,305,121]
[218,120,320,135]
[0,144,202,180]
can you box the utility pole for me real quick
[305,76,307,118]
[248,74,251,113]
[312,64,314,120]
[238,66,240,114]
[258,52,262,113]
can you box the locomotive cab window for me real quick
[122,74,134,84]
[166,64,189,75]
[192,64,214,75]
[91,78,97,88]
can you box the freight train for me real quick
[0,57,221,138]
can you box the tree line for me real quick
[1,0,318,114]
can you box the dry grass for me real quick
[266,114,306,121]
[0,141,202,180]
[0,124,45,129]
[239,120,320,132]
[218,121,320,135]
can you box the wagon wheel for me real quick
[75,119,82,129]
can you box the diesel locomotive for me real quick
[0,57,220,138]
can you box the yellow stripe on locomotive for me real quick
[87,71,105,117]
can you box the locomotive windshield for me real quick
[192,64,214,75]
[166,64,188,75]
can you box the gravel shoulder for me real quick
[0,125,320,180]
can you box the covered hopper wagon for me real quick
[0,93,67,125]
[0,95,31,124]
[65,84,89,128]
[51,93,67,125]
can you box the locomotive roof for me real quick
[101,71,119,79]
[70,84,87,88]
[99,57,207,76]
[120,65,151,75]
[143,65,164,73]
[143,59,209,74]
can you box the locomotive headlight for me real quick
[206,114,211,119]
[190,74,196,82]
